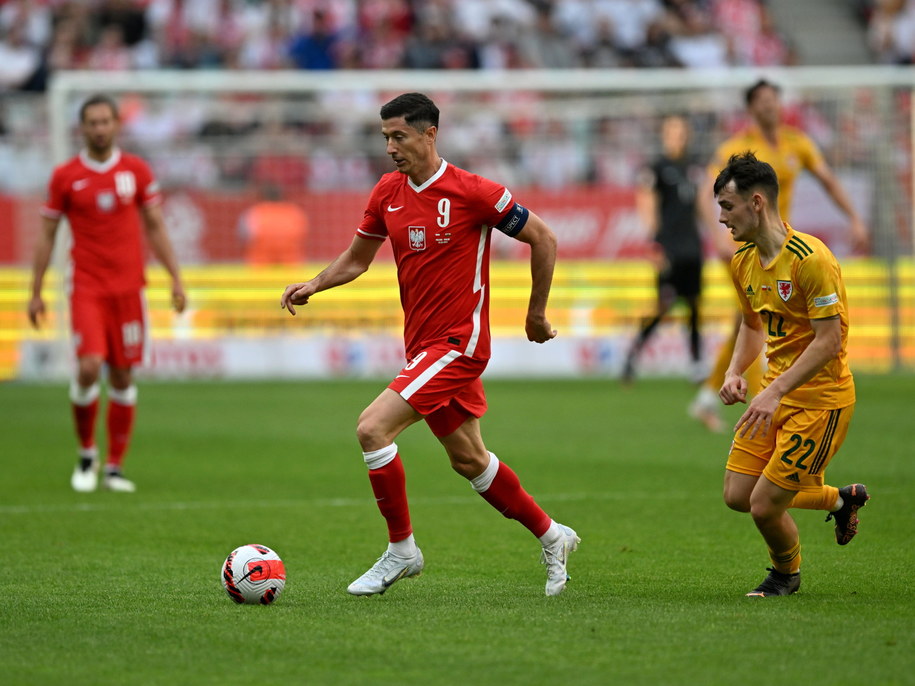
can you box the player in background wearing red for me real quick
[281,93,580,596]
[29,94,186,493]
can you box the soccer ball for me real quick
[221,544,286,605]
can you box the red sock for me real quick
[479,462,552,537]
[72,400,98,451]
[106,400,136,468]
[367,454,412,542]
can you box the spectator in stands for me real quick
[87,24,133,71]
[597,0,666,65]
[663,0,730,68]
[868,0,915,64]
[288,9,340,69]
[517,5,582,68]
[750,4,797,66]
[239,183,309,266]
[0,15,44,91]
[93,0,148,49]
[711,0,762,64]
[0,0,52,48]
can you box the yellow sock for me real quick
[769,541,802,574]
[791,485,840,511]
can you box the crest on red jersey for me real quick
[409,226,426,251]
[777,280,793,302]
[96,191,115,213]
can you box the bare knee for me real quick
[76,357,103,387]
[355,411,386,452]
[449,448,489,480]
[723,471,756,513]
[749,499,783,525]
[724,489,751,512]
[107,366,133,390]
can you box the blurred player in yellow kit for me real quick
[714,152,869,597]
[689,79,868,432]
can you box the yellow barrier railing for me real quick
[1,258,912,379]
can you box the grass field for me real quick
[1,376,912,685]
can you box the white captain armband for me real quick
[494,202,529,237]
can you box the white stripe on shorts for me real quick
[400,349,461,400]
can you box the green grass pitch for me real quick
[0,376,912,685]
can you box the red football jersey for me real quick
[357,160,517,361]
[40,148,161,294]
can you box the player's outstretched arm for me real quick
[809,160,869,252]
[27,216,60,329]
[512,210,557,343]
[142,204,187,313]
[281,235,382,316]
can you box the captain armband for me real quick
[494,202,529,238]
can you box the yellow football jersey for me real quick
[731,225,855,409]
[711,125,824,219]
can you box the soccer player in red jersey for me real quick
[28,94,186,493]
[281,92,579,596]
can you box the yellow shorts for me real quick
[726,403,855,492]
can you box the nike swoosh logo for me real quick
[382,566,409,587]
[395,375,409,379]
[387,205,404,212]
[73,179,90,190]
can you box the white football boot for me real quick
[541,523,580,596]
[688,387,725,434]
[103,468,137,493]
[347,548,424,596]
[70,451,99,493]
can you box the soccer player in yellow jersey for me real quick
[714,152,869,597]
[689,79,868,432]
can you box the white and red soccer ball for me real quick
[221,544,286,605]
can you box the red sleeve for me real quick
[475,175,514,227]
[133,157,162,207]
[355,179,388,242]
[40,166,68,219]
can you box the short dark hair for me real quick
[79,94,119,122]
[744,78,780,107]
[379,92,439,131]
[713,151,779,205]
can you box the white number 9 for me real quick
[437,198,450,228]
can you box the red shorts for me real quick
[388,345,488,438]
[70,289,147,368]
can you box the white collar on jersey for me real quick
[408,158,448,193]
[79,147,122,174]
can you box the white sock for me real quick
[538,520,561,546]
[108,384,137,406]
[469,452,499,492]
[831,496,844,512]
[69,380,100,406]
[78,446,98,460]
[696,385,718,405]
[363,443,398,470]
[387,534,417,558]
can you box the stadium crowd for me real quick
[862,0,915,64]
[1,0,795,92]
[0,1,886,200]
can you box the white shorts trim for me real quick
[400,350,461,400]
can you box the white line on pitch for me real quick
[0,490,687,516]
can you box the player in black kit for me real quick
[623,114,708,384]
